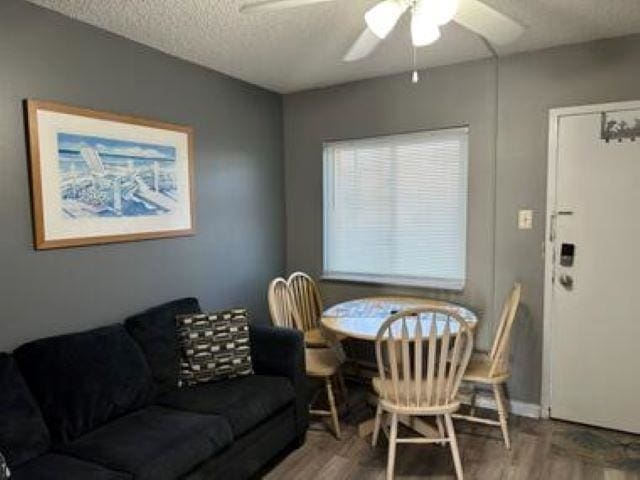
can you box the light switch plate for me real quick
[518,209,533,230]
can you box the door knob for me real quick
[559,274,574,291]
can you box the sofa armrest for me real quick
[249,324,308,437]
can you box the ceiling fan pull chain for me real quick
[410,1,419,84]
[412,45,419,84]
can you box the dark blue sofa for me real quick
[0,298,308,480]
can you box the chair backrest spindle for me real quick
[401,317,411,405]
[436,315,451,406]
[413,317,423,405]
[386,324,401,403]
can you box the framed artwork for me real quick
[25,100,195,249]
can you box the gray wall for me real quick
[283,34,640,405]
[4,0,640,405]
[0,0,284,351]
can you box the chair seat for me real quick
[372,377,461,414]
[305,348,340,377]
[462,354,509,384]
[304,328,328,347]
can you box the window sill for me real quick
[321,273,465,292]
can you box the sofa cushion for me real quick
[0,353,50,467]
[11,453,131,480]
[57,406,232,480]
[14,325,155,443]
[125,298,201,391]
[176,309,253,387]
[156,375,294,437]
[182,405,298,480]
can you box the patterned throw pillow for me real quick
[0,451,9,479]
[176,308,253,387]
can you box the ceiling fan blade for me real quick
[343,28,382,62]
[239,0,337,14]
[454,0,524,45]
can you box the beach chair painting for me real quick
[26,100,195,249]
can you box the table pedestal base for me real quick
[358,418,376,438]
[357,415,441,438]
[357,393,441,440]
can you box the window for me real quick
[323,127,468,290]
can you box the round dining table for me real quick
[321,296,478,340]
[320,296,478,438]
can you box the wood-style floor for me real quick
[266,390,640,480]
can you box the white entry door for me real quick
[547,103,640,434]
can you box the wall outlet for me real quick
[518,209,533,230]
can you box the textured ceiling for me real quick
[26,0,640,93]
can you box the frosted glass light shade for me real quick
[365,0,408,39]
[411,11,441,46]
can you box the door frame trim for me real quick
[542,100,640,418]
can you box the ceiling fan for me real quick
[239,0,524,65]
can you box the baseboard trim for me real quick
[461,391,541,419]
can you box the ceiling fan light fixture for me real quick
[365,0,408,39]
[415,0,458,26]
[411,11,441,46]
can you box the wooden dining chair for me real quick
[267,276,344,439]
[287,271,349,405]
[452,283,522,449]
[372,308,474,480]
[287,272,327,347]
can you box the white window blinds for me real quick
[323,127,468,290]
